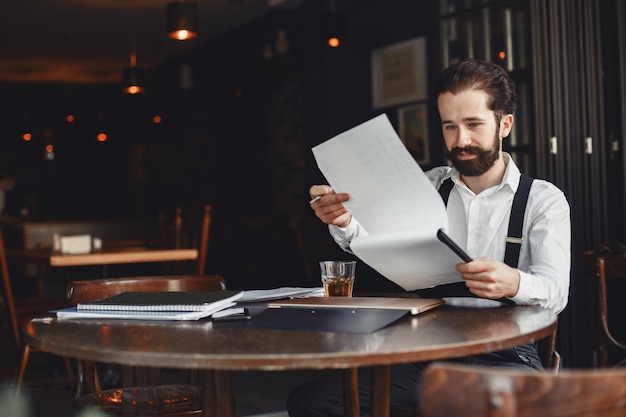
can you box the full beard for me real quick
[447,133,501,177]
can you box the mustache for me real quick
[448,146,483,157]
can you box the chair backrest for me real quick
[158,204,212,275]
[420,362,626,417]
[66,274,226,306]
[537,322,560,372]
[66,274,226,395]
[584,248,626,367]
[0,226,20,349]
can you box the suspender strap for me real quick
[424,174,533,300]
[504,174,533,268]
[436,174,533,268]
[438,178,454,206]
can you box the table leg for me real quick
[215,370,233,417]
[202,370,216,417]
[194,369,236,417]
[35,263,45,297]
[370,365,390,417]
[343,368,360,417]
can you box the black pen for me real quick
[437,229,473,263]
[212,307,251,322]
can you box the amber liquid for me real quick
[322,277,354,297]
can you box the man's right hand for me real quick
[309,185,352,227]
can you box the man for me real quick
[287,58,570,416]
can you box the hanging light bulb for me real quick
[320,0,346,48]
[166,1,198,41]
[123,51,145,94]
[123,16,145,94]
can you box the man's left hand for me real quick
[455,257,520,300]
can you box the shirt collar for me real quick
[449,152,521,194]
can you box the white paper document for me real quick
[238,287,325,303]
[312,114,464,291]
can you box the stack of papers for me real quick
[238,287,324,302]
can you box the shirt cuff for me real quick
[509,269,532,304]
[328,218,361,252]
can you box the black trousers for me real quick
[286,343,542,417]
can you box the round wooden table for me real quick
[24,302,556,417]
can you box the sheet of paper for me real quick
[238,287,325,303]
[312,114,463,290]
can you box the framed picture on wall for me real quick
[398,103,429,165]
[371,37,427,109]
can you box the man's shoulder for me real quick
[527,177,569,209]
[425,166,453,185]
[527,176,564,193]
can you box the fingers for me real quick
[309,185,333,199]
[308,184,351,227]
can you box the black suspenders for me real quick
[438,174,533,268]
[503,175,533,267]
[416,174,533,299]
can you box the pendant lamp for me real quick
[321,0,346,48]
[166,1,198,40]
[122,51,145,94]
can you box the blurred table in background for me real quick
[7,246,198,297]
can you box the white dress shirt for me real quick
[329,153,571,315]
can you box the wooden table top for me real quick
[24,303,556,371]
[7,247,198,267]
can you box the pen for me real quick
[212,307,251,322]
[437,229,474,263]
[309,188,334,204]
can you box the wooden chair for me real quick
[0,226,69,393]
[584,245,626,367]
[66,274,227,416]
[391,325,561,417]
[420,362,626,417]
[537,322,561,372]
[158,204,211,275]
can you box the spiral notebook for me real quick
[54,307,219,321]
[76,290,243,312]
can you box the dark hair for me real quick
[434,58,517,115]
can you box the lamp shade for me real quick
[122,66,146,94]
[167,2,198,40]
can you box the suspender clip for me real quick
[506,237,523,245]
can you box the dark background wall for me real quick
[0,0,440,294]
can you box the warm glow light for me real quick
[97,133,108,142]
[170,29,197,41]
[22,132,32,141]
[123,85,145,95]
[66,114,75,123]
[498,51,506,60]
[123,65,146,94]
[328,37,340,48]
[166,2,198,40]
[153,115,162,124]
[45,144,54,153]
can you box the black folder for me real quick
[220,307,409,334]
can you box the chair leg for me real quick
[63,356,73,379]
[344,368,360,417]
[15,344,30,395]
